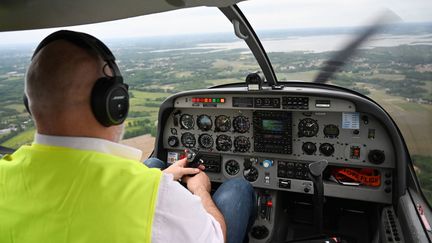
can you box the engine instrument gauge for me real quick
[323,124,339,138]
[197,114,212,131]
[302,142,317,155]
[233,115,250,133]
[216,134,232,151]
[225,160,240,176]
[234,136,251,152]
[319,143,335,156]
[215,115,231,132]
[298,118,319,137]
[181,132,196,148]
[180,114,194,130]
[198,133,213,149]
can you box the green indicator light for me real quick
[212,98,216,103]
[216,98,220,103]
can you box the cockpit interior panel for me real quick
[158,88,396,204]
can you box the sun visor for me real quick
[0,0,245,31]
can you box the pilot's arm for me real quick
[184,171,227,242]
[151,171,226,243]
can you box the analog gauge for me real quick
[225,160,240,176]
[167,136,179,147]
[233,116,250,133]
[234,136,251,152]
[215,115,231,132]
[243,166,259,182]
[216,135,232,151]
[197,114,212,131]
[302,142,317,155]
[181,132,196,148]
[319,143,335,156]
[323,124,339,138]
[198,134,213,149]
[180,114,194,130]
[298,118,319,137]
[170,128,178,135]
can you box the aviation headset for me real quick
[23,30,129,127]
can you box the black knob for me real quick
[251,225,269,240]
[167,136,179,147]
[368,150,385,164]
[319,143,334,156]
[244,160,252,170]
[302,142,317,155]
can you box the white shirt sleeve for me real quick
[151,173,224,243]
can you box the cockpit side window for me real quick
[239,0,432,204]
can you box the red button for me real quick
[266,201,273,207]
[354,148,360,157]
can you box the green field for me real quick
[2,128,35,148]
[413,155,432,203]
[278,71,318,81]
[4,103,25,112]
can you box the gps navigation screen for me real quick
[262,119,284,132]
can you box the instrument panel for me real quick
[161,93,395,203]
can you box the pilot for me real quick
[0,30,256,243]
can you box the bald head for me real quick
[26,40,102,114]
[26,39,124,141]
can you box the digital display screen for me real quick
[262,119,285,132]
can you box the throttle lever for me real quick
[309,160,328,177]
[308,159,328,234]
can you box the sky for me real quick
[0,0,431,45]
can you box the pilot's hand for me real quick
[163,158,203,181]
[182,171,211,194]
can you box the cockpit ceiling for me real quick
[0,0,245,31]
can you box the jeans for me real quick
[144,158,257,243]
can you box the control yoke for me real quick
[308,159,328,234]
[184,148,204,168]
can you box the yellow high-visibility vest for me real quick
[0,143,162,243]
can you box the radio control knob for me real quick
[262,159,273,168]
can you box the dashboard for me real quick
[157,87,396,204]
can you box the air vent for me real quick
[381,207,404,242]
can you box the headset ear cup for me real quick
[91,77,129,127]
[23,94,32,116]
